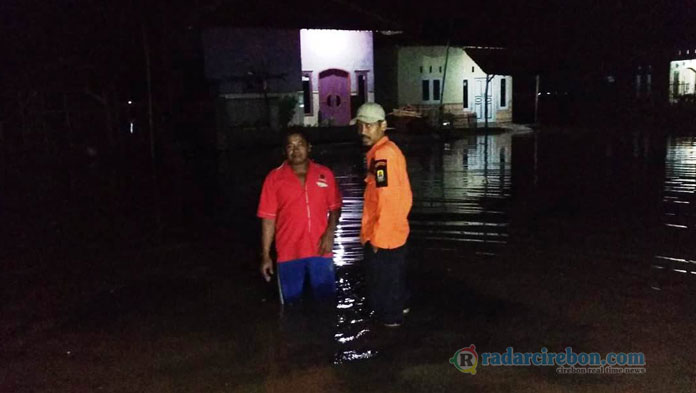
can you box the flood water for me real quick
[6,125,696,391]
[222,126,696,365]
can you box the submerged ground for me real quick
[2,125,695,392]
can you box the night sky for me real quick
[1,0,694,131]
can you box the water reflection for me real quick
[325,152,374,363]
[219,127,696,365]
[408,134,511,249]
[318,132,513,363]
[653,136,696,285]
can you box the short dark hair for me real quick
[283,129,310,146]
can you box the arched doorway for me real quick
[318,69,351,126]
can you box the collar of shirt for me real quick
[280,160,314,181]
[367,136,390,158]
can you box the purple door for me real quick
[318,69,351,126]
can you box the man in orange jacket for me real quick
[352,102,413,327]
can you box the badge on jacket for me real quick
[374,159,388,187]
[317,173,328,188]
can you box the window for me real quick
[302,72,312,115]
[500,78,507,108]
[462,79,469,108]
[422,80,430,101]
[356,71,368,107]
[420,66,423,73]
[636,74,642,97]
[433,79,441,101]
[439,66,442,73]
[472,67,475,73]
[429,66,432,73]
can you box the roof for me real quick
[465,47,546,75]
[198,0,402,31]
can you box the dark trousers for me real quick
[364,243,408,324]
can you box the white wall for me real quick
[397,46,512,122]
[669,59,696,102]
[300,29,374,126]
[300,29,374,93]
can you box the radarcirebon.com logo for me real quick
[449,345,479,375]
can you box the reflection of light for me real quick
[656,255,696,264]
[130,122,134,134]
[336,329,369,344]
[334,350,377,364]
[333,244,347,266]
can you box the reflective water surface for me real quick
[653,136,696,286]
[231,128,695,364]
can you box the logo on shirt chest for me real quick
[369,159,388,187]
[316,173,328,188]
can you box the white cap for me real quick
[350,102,386,125]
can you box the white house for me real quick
[397,46,513,126]
[669,48,696,102]
[300,29,374,126]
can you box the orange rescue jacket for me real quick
[360,136,412,249]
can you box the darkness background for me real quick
[2,0,696,244]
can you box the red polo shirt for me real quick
[257,161,342,263]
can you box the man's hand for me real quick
[318,229,335,255]
[260,254,274,282]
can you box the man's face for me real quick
[358,120,387,146]
[285,134,310,165]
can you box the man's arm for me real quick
[319,208,341,255]
[260,218,276,282]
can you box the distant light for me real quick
[130,122,134,134]
[299,104,305,108]
[546,92,551,95]
[538,92,542,96]
[442,121,450,126]
[128,100,133,105]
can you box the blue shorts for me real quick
[277,257,336,304]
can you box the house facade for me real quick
[202,28,374,131]
[397,46,513,126]
[300,29,374,126]
[669,48,696,102]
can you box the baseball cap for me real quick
[349,102,386,125]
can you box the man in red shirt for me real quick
[257,131,342,304]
